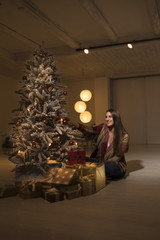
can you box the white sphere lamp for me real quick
[74,101,86,113]
[80,90,92,102]
[80,111,92,123]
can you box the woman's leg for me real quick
[85,157,99,163]
[105,161,125,179]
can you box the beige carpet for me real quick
[0,145,160,240]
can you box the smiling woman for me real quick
[68,109,129,180]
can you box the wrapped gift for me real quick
[42,187,64,203]
[83,163,106,192]
[79,175,96,196]
[60,184,82,200]
[65,164,83,178]
[68,150,86,165]
[18,181,42,199]
[65,185,81,200]
[47,159,62,168]
[42,167,79,185]
[28,180,42,192]
[15,179,42,192]
[0,184,17,198]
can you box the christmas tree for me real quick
[8,46,80,175]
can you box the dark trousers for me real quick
[86,157,125,179]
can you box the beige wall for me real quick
[112,76,160,144]
[94,77,110,125]
[62,76,110,126]
[0,74,20,152]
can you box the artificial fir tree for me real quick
[8,46,80,175]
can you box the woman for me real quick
[69,109,129,179]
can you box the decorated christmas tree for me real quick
[8,45,80,175]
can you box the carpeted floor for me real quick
[0,145,160,240]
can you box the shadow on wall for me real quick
[125,160,144,177]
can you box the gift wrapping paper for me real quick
[83,163,106,192]
[68,150,86,165]
[42,187,64,203]
[42,167,79,185]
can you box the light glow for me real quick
[127,43,133,49]
[80,90,92,102]
[80,111,92,123]
[74,101,86,113]
[84,49,89,54]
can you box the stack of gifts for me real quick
[1,149,106,202]
[83,162,106,192]
[79,175,96,196]
[78,163,106,196]
[16,167,81,202]
[42,167,79,186]
[41,167,82,202]
[66,149,106,197]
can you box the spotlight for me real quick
[84,49,89,54]
[127,43,133,49]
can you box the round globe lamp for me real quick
[80,90,92,102]
[74,101,86,113]
[80,111,92,123]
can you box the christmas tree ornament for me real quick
[16,121,21,127]
[62,118,68,124]
[39,52,44,57]
[48,87,52,92]
[43,119,48,125]
[69,140,74,145]
[22,76,27,80]
[41,85,45,89]
[32,139,37,145]
[63,91,67,96]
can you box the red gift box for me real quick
[68,150,86,165]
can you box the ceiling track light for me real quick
[127,43,133,49]
[76,37,160,52]
[84,48,89,54]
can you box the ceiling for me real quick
[1,0,160,80]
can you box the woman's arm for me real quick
[78,123,103,136]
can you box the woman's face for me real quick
[105,111,114,127]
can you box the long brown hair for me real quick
[106,109,127,156]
